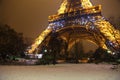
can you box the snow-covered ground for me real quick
[0,64,120,80]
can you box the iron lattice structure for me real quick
[27,0,120,54]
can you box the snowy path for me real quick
[0,64,120,80]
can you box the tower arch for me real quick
[27,0,120,56]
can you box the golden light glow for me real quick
[58,0,93,14]
[81,0,93,8]
[95,20,120,43]
[58,0,68,14]
[28,0,120,54]
[28,28,52,54]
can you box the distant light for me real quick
[107,50,111,54]
[112,52,116,55]
[44,49,47,53]
[88,58,90,60]
[36,54,43,59]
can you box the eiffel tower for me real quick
[27,0,120,55]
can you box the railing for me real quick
[48,5,101,22]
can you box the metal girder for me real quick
[27,0,120,54]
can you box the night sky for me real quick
[0,0,120,39]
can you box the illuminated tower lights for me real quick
[27,0,120,54]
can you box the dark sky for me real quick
[0,0,120,39]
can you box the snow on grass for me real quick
[0,64,120,80]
